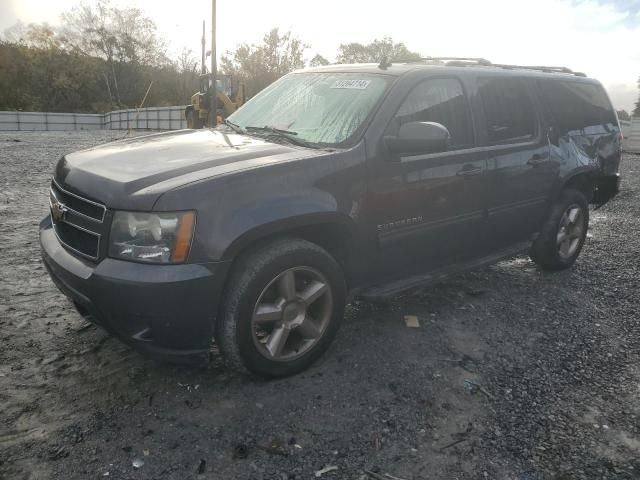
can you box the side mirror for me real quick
[384,121,450,155]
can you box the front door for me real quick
[367,76,488,280]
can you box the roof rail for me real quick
[492,63,587,77]
[407,57,587,77]
[417,57,493,66]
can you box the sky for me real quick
[1,0,639,112]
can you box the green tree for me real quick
[221,28,307,97]
[309,54,329,67]
[617,109,630,121]
[336,37,421,63]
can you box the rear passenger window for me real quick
[477,77,536,144]
[393,78,474,149]
[537,80,617,136]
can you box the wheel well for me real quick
[564,173,594,202]
[229,223,354,288]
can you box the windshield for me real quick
[227,72,390,147]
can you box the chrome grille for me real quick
[50,179,107,260]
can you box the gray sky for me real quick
[1,0,639,111]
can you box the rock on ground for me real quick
[1,131,640,479]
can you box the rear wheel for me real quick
[216,238,346,377]
[530,189,589,270]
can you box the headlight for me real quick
[109,211,195,264]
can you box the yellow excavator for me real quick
[185,20,246,128]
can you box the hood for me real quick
[54,129,318,210]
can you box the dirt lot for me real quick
[1,131,639,480]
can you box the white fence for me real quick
[624,118,640,154]
[2,108,640,153]
[0,106,188,132]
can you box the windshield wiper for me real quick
[245,125,315,148]
[222,118,245,135]
[246,125,298,135]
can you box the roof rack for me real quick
[492,63,587,77]
[408,57,587,77]
[418,57,493,67]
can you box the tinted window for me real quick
[393,78,474,149]
[477,77,536,143]
[537,80,617,135]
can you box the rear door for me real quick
[474,76,557,247]
[367,76,488,279]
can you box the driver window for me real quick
[392,78,474,149]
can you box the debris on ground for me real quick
[257,438,288,456]
[363,469,409,480]
[403,315,420,328]
[439,437,468,451]
[232,444,249,459]
[463,379,494,399]
[131,458,144,469]
[1,132,640,480]
[47,445,68,461]
[314,465,338,477]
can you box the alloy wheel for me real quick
[556,204,585,260]
[251,266,333,362]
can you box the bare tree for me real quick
[175,48,200,102]
[221,28,307,97]
[60,0,168,107]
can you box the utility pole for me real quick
[201,21,206,75]
[209,0,217,127]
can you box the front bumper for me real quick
[40,216,230,364]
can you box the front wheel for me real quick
[530,189,589,270]
[216,238,346,377]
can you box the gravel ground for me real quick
[1,130,639,480]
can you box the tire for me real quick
[216,238,347,377]
[530,189,589,271]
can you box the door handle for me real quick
[527,153,549,166]
[456,165,483,177]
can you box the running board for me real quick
[359,241,531,300]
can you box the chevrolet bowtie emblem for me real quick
[51,200,67,221]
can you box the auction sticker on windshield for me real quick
[331,79,371,89]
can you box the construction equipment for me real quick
[185,17,246,129]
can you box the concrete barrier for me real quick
[0,106,188,132]
[624,117,640,154]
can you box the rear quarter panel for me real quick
[536,77,621,189]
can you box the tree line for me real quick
[1,0,638,116]
[0,1,419,114]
